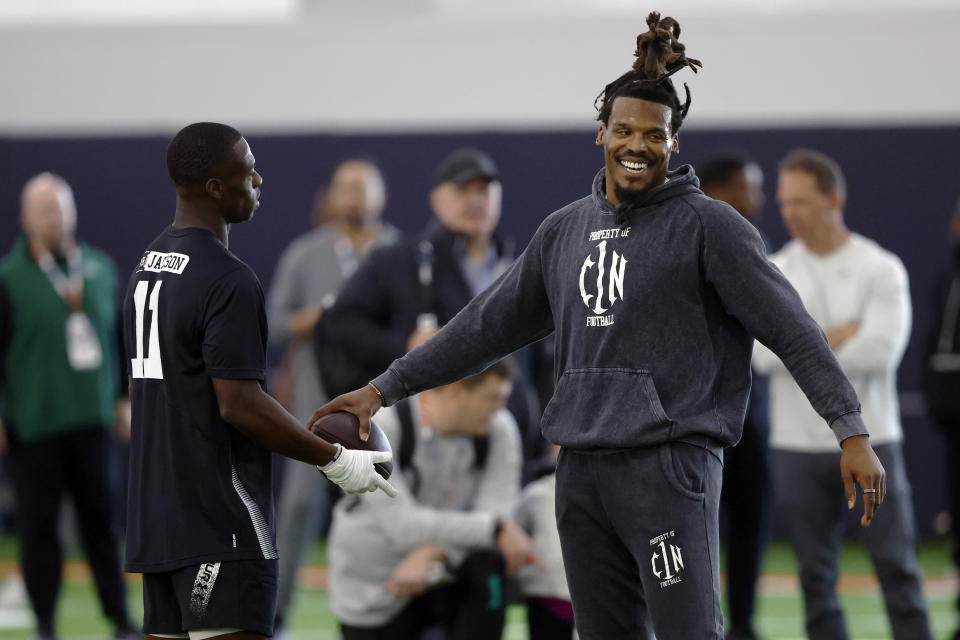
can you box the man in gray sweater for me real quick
[265,158,398,635]
[327,361,538,639]
[312,12,886,640]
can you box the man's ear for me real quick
[205,178,223,200]
[595,126,605,146]
[829,189,845,212]
[671,133,680,155]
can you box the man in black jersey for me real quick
[123,122,395,640]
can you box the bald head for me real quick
[20,173,77,253]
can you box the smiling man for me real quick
[312,12,886,640]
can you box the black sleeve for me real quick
[201,267,268,381]
[0,281,10,388]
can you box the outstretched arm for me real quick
[700,207,884,525]
[310,215,560,439]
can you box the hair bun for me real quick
[632,11,702,82]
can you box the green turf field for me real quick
[0,537,956,639]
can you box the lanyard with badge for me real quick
[36,247,103,371]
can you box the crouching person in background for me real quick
[513,443,576,640]
[328,360,539,639]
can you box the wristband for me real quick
[320,443,343,472]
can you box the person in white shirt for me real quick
[753,148,932,640]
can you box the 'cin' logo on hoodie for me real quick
[580,228,629,327]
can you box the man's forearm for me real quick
[214,379,339,466]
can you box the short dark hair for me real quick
[698,151,754,190]
[778,148,846,198]
[461,359,515,389]
[596,11,702,133]
[166,122,243,188]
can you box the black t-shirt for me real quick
[122,226,276,573]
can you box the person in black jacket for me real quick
[924,196,960,640]
[315,148,549,465]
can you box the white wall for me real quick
[2,4,958,134]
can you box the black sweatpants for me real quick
[556,442,725,640]
[7,426,131,635]
[340,549,506,640]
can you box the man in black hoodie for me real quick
[311,13,886,640]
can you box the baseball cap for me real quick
[434,148,500,186]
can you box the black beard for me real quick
[613,182,652,206]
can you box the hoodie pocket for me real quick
[541,368,672,448]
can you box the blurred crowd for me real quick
[1,144,959,640]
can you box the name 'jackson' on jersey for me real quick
[122,226,277,573]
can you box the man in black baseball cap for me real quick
[434,147,500,187]
[425,149,503,293]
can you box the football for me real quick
[311,411,393,480]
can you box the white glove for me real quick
[319,445,398,498]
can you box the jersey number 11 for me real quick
[131,280,164,379]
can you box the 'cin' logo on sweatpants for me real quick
[650,530,684,588]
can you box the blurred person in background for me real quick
[512,443,575,640]
[699,151,771,640]
[0,173,138,640]
[923,196,960,640]
[753,148,932,640]
[325,361,538,640]
[266,158,398,636]
[314,148,551,477]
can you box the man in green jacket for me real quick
[0,173,137,640]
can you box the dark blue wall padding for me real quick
[2,125,958,535]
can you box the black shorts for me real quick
[142,559,278,636]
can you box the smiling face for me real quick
[597,97,678,205]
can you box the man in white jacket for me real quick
[754,148,931,640]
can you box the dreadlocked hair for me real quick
[595,11,702,133]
